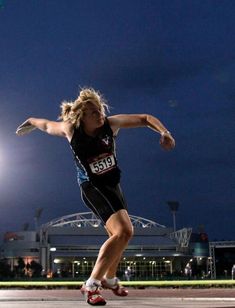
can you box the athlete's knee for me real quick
[115,226,134,242]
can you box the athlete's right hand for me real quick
[159,132,175,151]
[16,119,36,136]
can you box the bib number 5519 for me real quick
[90,155,115,174]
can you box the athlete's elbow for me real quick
[39,120,52,134]
[45,124,57,135]
[138,114,148,126]
[45,125,52,134]
[46,123,65,137]
[143,114,157,126]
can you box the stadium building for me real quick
[1,212,210,279]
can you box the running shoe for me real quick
[81,283,106,306]
[101,277,128,297]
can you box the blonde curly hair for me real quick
[58,88,109,126]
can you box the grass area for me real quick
[121,280,235,287]
[0,280,235,288]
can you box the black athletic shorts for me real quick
[80,181,128,224]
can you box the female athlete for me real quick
[16,88,175,306]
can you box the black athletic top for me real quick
[70,118,121,186]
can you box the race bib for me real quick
[89,154,116,175]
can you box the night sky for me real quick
[0,0,234,241]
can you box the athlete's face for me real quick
[82,102,105,129]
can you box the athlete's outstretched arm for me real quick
[16,117,67,137]
[108,114,175,150]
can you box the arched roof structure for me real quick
[41,211,166,230]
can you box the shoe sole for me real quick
[87,301,106,306]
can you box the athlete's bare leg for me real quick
[103,228,126,278]
[89,209,133,280]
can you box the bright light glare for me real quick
[0,147,7,174]
[0,149,3,164]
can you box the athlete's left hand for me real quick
[159,132,175,151]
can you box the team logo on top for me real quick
[101,135,111,146]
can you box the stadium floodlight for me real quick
[167,201,180,232]
[34,208,43,231]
